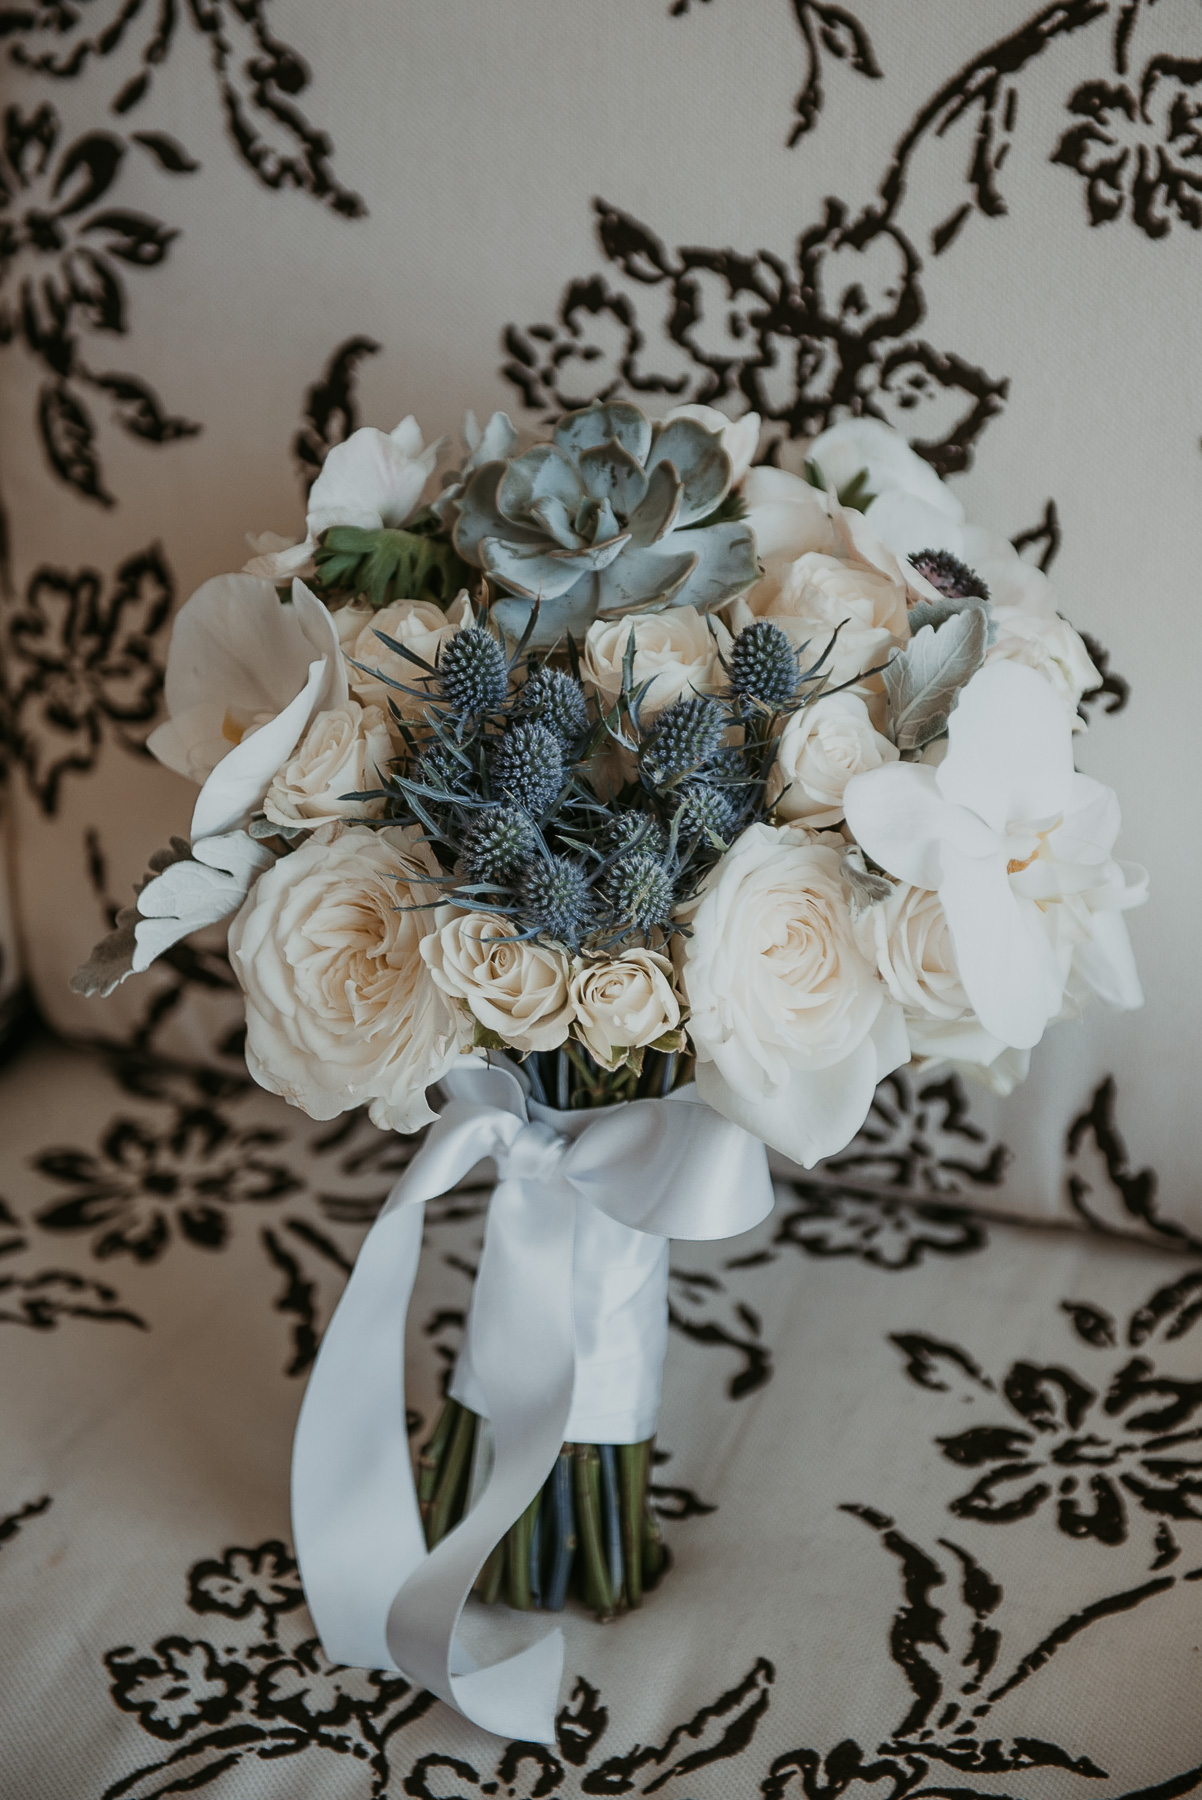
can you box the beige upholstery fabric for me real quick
[2,5,1202,1791]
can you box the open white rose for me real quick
[737,547,906,687]
[806,417,964,522]
[742,466,839,587]
[349,592,474,718]
[228,824,467,1131]
[262,701,393,829]
[422,911,575,1053]
[986,606,1100,726]
[582,607,731,721]
[146,575,346,841]
[570,951,681,1069]
[243,418,439,582]
[769,692,898,826]
[680,822,907,1166]
[663,404,761,486]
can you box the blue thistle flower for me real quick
[521,855,594,946]
[729,620,800,707]
[462,806,537,885]
[490,721,563,815]
[517,667,590,746]
[639,697,726,789]
[603,812,668,860]
[438,625,509,717]
[604,850,675,931]
[674,782,739,839]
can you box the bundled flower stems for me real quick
[75,399,1145,1726]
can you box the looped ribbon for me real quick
[292,1059,775,1744]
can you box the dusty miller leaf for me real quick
[845,859,895,918]
[70,838,193,997]
[884,606,988,751]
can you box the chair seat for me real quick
[2,1034,1200,1797]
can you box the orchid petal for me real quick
[292,578,348,708]
[306,426,434,535]
[939,847,1064,1048]
[843,760,997,889]
[938,661,1074,833]
[160,574,314,722]
[1073,910,1144,1011]
[190,658,328,840]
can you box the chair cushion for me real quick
[2,1035,1201,1795]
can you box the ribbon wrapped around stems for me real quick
[291,1059,775,1744]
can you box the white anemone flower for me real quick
[147,575,346,840]
[807,417,963,522]
[843,660,1144,1051]
[244,417,439,581]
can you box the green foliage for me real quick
[313,517,475,609]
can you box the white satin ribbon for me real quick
[291,1059,775,1744]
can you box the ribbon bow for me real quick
[292,1060,774,1743]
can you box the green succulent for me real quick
[449,401,760,647]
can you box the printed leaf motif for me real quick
[883,605,988,750]
[38,381,112,505]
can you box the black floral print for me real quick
[1055,51,1202,236]
[4,2,364,218]
[1067,1075,1201,1255]
[33,1097,298,1260]
[773,1185,987,1271]
[891,1264,1202,1559]
[5,545,172,812]
[0,103,199,500]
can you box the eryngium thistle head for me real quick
[604,850,675,931]
[412,739,465,796]
[639,697,726,788]
[603,811,668,860]
[521,855,594,946]
[674,781,740,840]
[490,721,563,815]
[516,667,590,746]
[909,548,990,603]
[729,620,800,707]
[462,806,537,885]
[438,625,509,716]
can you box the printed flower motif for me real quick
[255,1639,409,1734]
[33,1105,298,1260]
[106,1637,249,1740]
[188,1542,304,1628]
[1054,62,1202,237]
[776,1183,986,1270]
[4,546,173,813]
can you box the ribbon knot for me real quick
[497,1117,569,1184]
[292,1058,776,1747]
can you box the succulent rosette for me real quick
[449,401,760,646]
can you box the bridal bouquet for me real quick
[75,399,1144,1742]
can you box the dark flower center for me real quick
[909,548,990,603]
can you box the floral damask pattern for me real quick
[4,544,172,810]
[0,103,199,499]
[891,1265,1202,1562]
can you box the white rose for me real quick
[680,822,907,1166]
[228,824,466,1131]
[742,466,839,585]
[421,910,575,1052]
[570,951,681,1069]
[806,417,964,521]
[739,548,906,686]
[582,607,731,721]
[663,404,761,485]
[986,606,1100,727]
[262,701,393,829]
[349,591,474,718]
[769,692,898,826]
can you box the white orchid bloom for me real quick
[243,417,439,581]
[147,575,346,840]
[844,661,1144,1051]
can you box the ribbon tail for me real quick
[291,1188,426,1671]
[385,1172,578,1743]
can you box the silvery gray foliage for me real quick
[884,606,989,752]
[449,401,759,647]
[69,839,194,998]
[844,850,895,917]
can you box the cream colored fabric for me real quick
[3,1036,1202,1796]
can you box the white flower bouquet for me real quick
[75,402,1145,1741]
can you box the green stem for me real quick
[425,1405,476,1549]
[618,1441,650,1609]
[573,1445,614,1618]
[476,1540,505,1605]
[505,1493,541,1610]
[417,1398,460,1519]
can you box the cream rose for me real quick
[228,824,466,1131]
[769,692,898,826]
[679,823,908,1166]
[741,548,907,686]
[582,607,731,721]
[421,910,575,1052]
[348,591,474,717]
[570,951,681,1068]
[262,701,393,829]
[986,606,1100,727]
